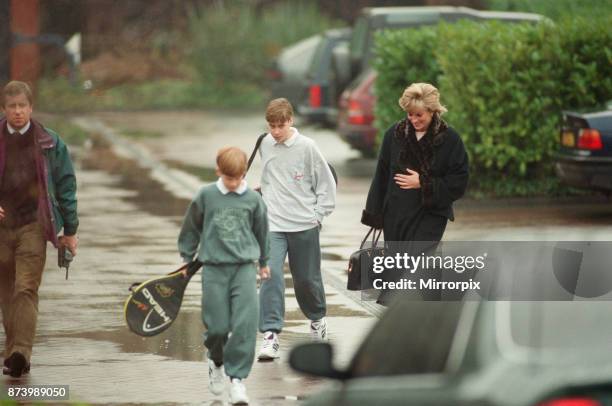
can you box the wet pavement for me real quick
[1,115,377,405]
[2,110,612,405]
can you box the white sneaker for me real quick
[257,331,280,360]
[229,378,249,405]
[208,358,225,396]
[310,317,328,341]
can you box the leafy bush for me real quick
[37,2,338,112]
[486,0,611,21]
[373,26,441,140]
[438,18,611,195]
[438,21,561,184]
[552,16,612,110]
[37,76,265,112]
[187,1,338,101]
[40,116,90,147]
[37,77,196,112]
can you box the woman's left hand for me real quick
[394,169,421,189]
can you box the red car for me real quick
[337,70,377,156]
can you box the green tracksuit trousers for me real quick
[202,262,258,379]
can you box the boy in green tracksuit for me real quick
[178,147,270,405]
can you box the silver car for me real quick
[291,298,612,405]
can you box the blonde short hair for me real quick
[265,98,294,123]
[398,83,447,115]
[216,147,247,177]
[2,80,33,106]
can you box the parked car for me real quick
[291,298,612,406]
[555,108,612,194]
[335,7,544,156]
[337,69,377,156]
[297,27,352,126]
[267,33,322,108]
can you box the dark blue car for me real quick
[555,108,612,194]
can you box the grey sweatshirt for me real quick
[259,128,336,232]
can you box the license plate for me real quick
[561,131,575,147]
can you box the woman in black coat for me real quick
[361,83,469,303]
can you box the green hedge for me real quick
[373,27,440,137]
[374,16,612,196]
[486,0,612,21]
[438,20,561,192]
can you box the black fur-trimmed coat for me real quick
[361,116,469,241]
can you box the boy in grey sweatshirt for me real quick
[257,98,336,360]
[178,147,270,405]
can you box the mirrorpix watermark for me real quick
[358,241,612,301]
[4,385,70,401]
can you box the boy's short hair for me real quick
[265,98,293,123]
[2,81,33,106]
[216,147,247,177]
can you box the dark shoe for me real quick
[3,365,30,376]
[5,352,29,378]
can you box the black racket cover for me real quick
[124,261,202,336]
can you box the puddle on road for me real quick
[48,310,307,362]
[86,240,178,252]
[50,310,205,362]
[321,251,344,261]
[285,304,369,320]
[456,197,612,228]
[81,139,191,219]
[48,300,366,363]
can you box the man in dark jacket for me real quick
[0,81,79,378]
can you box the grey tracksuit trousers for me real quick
[258,226,326,333]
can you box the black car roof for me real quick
[564,110,612,133]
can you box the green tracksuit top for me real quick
[178,182,269,267]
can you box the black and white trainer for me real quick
[257,331,280,360]
[310,317,328,341]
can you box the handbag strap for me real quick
[360,227,383,249]
[247,133,268,173]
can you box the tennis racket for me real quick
[124,260,203,336]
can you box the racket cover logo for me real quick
[132,298,149,312]
[155,283,175,298]
[142,288,172,333]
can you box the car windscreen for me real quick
[584,111,612,134]
[509,302,612,351]
[349,298,463,377]
[278,34,321,77]
[307,37,330,78]
[383,11,439,26]
[350,16,368,64]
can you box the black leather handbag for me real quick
[347,227,384,291]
